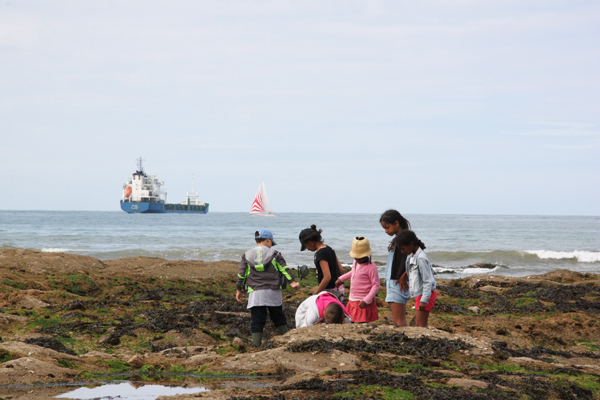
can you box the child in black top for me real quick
[299,225,345,298]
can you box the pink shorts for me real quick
[415,291,437,312]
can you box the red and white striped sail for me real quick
[250,181,275,216]
[250,185,265,213]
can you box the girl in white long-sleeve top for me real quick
[295,292,351,328]
[394,230,437,327]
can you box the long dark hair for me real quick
[380,209,411,251]
[393,230,426,250]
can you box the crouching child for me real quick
[295,292,351,328]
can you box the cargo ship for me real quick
[120,158,209,214]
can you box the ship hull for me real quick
[121,201,209,214]
[250,212,276,217]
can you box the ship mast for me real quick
[184,174,204,205]
[136,157,145,174]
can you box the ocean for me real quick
[0,211,598,279]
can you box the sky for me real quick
[1,1,599,215]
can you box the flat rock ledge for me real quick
[217,324,494,375]
[221,347,359,373]
[0,357,76,385]
[0,341,79,360]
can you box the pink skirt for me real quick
[346,300,378,323]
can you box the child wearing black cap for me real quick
[236,228,299,347]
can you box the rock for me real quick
[0,341,78,360]
[158,346,207,356]
[573,364,600,372]
[116,351,135,361]
[508,357,551,365]
[182,353,220,366]
[151,330,217,349]
[80,351,117,359]
[573,280,600,287]
[220,347,359,374]
[127,355,144,368]
[467,306,480,314]
[447,378,489,389]
[0,357,76,384]
[15,296,49,309]
[160,348,188,358]
[539,269,584,283]
[479,285,502,293]
[232,337,246,346]
[282,372,321,385]
[0,313,28,329]
[438,369,466,377]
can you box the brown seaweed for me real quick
[287,332,473,360]
[23,337,77,356]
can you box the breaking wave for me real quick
[524,250,600,263]
[429,249,600,265]
[432,264,508,276]
[40,248,74,253]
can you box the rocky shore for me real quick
[0,248,599,399]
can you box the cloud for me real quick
[544,142,600,150]
[506,123,599,137]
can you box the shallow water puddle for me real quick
[55,382,208,399]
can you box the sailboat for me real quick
[250,180,276,217]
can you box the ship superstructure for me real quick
[120,158,209,214]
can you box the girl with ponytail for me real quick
[394,230,437,327]
[299,225,345,299]
[379,210,411,326]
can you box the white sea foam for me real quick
[463,267,500,274]
[40,248,73,253]
[432,265,503,275]
[431,265,504,276]
[525,250,600,263]
[433,268,457,274]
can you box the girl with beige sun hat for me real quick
[335,236,380,323]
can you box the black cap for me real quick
[298,228,312,251]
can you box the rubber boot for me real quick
[252,332,263,347]
[277,325,289,335]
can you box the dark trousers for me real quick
[250,305,287,333]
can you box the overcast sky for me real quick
[1,1,598,215]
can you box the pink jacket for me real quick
[338,260,380,304]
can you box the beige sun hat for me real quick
[349,236,372,258]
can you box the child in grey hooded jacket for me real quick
[236,228,299,347]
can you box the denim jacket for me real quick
[406,247,436,304]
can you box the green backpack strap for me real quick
[272,259,293,280]
[272,259,293,289]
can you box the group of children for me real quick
[235,209,438,347]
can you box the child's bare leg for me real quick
[390,303,407,326]
[415,310,429,327]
